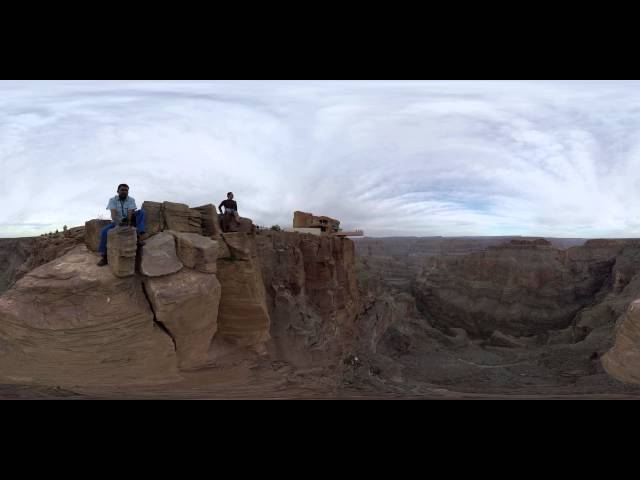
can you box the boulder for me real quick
[107,226,137,278]
[236,217,254,233]
[163,202,202,233]
[193,204,223,237]
[144,270,221,369]
[141,201,165,235]
[167,231,218,273]
[140,232,183,277]
[0,246,178,385]
[84,219,111,251]
[221,232,254,261]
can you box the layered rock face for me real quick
[603,300,640,384]
[142,201,253,237]
[0,247,178,386]
[411,240,635,337]
[353,237,640,391]
[255,231,359,367]
[354,236,587,258]
[216,232,270,345]
[0,228,86,296]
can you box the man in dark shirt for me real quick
[218,192,240,232]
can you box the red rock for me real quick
[144,270,221,369]
[162,202,202,233]
[0,246,178,386]
[107,226,137,278]
[140,232,183,277]
[141,201,165,235]
[168,231,218,273]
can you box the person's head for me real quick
[117,184,129,199]
[227,192,234,200]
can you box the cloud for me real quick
[2,80,640,238]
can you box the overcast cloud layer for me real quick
[2,80,640,238]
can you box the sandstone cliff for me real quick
[255,231,359,369]
[0,203,360,389]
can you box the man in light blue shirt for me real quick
[97,183,146,266]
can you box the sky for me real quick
[2,80,640,238]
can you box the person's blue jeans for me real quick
[98,209,146,255]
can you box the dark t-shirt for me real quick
[219,199,238,212]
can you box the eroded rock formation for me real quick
[255,231,359,368]
[0,201,280,387]
[411,240,634,337]
[0,246,178,386]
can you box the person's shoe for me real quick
[97,257,108,267]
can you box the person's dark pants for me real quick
[98,209,146,255]
[221,210,240,232]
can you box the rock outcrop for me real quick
[216,232,270,346]
[0,205,363,389]
[0,238,32,294]
[12,227,86,282]
[162,202,202,233]
[140,232,183,277]
[603,299,640,385]
[2,229,87,296]
[107,226,137,277]
[193,204,223,238]
[0,246,178,386]
[144,270,221,369]
[255,231,359,367]
[169,231,218,273]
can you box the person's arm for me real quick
[218,201,224,214]
[124,198,137,225]
[107,198,118,223]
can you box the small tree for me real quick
[63,225,68,232]
[270,225,282,231]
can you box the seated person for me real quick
[97,183,146,266]
[218,191,240,232]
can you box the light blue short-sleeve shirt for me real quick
[107,195,137,222]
